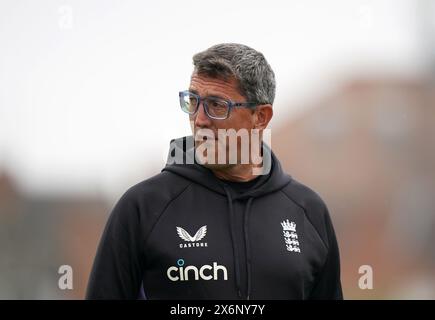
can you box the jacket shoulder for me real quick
[121,170,192,212]
[281,178,333,249]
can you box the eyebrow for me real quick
[188,88,229,100]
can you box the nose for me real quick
[193,101,213,128]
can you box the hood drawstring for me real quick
[223,185,254,300]
[243,197,254,300]
[223,186,243,298]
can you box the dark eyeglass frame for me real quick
[179,90,257,120]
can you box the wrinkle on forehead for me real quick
[189,74,245,101]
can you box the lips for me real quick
[194,128,218,141]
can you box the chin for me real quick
[201,163,234,170]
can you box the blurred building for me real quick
[0,171,108,299]
[273,76,435,299]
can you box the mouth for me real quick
[194,128,218,141]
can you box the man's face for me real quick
[188,73,257,168]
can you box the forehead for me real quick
[189,74,245,100]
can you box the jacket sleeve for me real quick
[308,205,343,300]
[86,189,145,299]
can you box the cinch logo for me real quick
[176,225,208,248]
[167,259,228,282]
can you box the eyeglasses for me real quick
[179,90,257,120]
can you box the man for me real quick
[86,43,343,300]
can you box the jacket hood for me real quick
[162,135,292,200]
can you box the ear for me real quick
[253,104,273,130]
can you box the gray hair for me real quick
[192,43,276,105]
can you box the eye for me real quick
[209,100,227,109]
